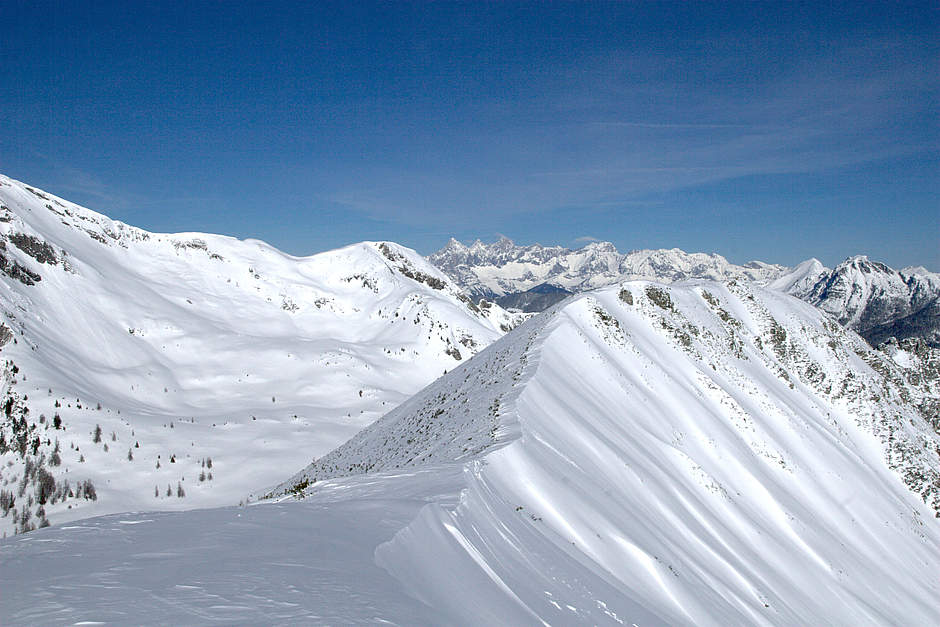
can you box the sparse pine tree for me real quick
[206,457,212,469]
[127,448,133,461]
[93,424,102,443]
[36,468,55,504]
[81,480,97,501]
[199,471,205,482]
[155,485,159,498]
[166,484,172,497]
[177,482,185,498]
[0,489,14,515]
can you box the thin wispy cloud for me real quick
[1,3,935,268]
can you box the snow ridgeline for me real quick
[254,279,940,626]
[0,173,521,536]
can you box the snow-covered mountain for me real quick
[0,174,521,536]
[433,238,940,352]
[772,255,940,348]
[429,236,788,300]
[6,279,935,625]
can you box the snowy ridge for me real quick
[0,173,520,535]
[429,236,788,299]
[257,279,939,625]
[766,257,828,294]
[376,282,939,625]
[2,281,938,624]
[272,302,558,495]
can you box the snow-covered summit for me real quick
[0,173,521,535]
[777,254,940,348]
[767,257,829,294]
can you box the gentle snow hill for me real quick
[773,255,940,348]
[0,173,521,536]
[429,235,788,301]
[9,281,936,625]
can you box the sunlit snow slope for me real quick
[5,280,937,626]
[0,174,518,535]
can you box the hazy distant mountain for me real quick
[428,237,788,301]
[431,239,940,351]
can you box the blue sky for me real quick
[1,1,937,269]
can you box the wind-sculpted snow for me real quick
[0,174,521,535]
[364,281,940,625]
[13,281,936,625]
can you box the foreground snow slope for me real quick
[0,174,518,535]
[4,280,938,626]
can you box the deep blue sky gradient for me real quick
[1,1,937,269]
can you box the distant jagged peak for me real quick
[441,237,468,254]
[836,254,897,276]
[777,253,940,348]
[428,236,789,300]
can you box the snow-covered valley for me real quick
[0,174,520,536]
[3,270,939,625]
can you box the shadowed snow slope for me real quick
[0,174,519,535]
[4,280,938,626]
